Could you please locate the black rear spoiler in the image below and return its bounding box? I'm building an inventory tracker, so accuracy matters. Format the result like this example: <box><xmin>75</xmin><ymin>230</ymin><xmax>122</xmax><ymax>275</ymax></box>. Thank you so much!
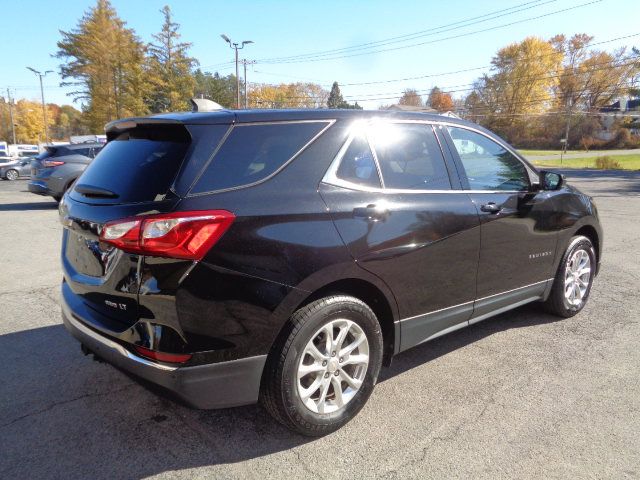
<box><xmin>104</xmin><ymin>118</ymin><xmax>182</xmax><ymax>137</ymax></box>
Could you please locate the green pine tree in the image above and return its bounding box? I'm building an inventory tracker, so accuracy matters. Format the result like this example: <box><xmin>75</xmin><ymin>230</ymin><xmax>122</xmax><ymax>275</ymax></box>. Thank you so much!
<box><xmin>327</xmin><ymin>82</ymin><xmax>345</xmax><ymax>109</ymax></box>
<box><xmin>327</xmin><ymin>81</ymin><xmax>362</xmax><ymax>109</ymax></box>
<box><xmin>193</xmin><ymin>70</ymin><xmax>237</xmax><ymax>109</ymax></box>
<box><xmin>146</xmin><ymin>5</ymin><xmax>198</xmax><ymax>112</ymax></box>
<box><xmin>56</xmin><ymin>0</ymin><xmax>148</xmax><ymax>131</ymax></box>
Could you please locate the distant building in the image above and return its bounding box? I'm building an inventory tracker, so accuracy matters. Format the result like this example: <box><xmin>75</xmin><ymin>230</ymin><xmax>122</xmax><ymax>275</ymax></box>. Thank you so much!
<box><xmin>385</xmin><ymin>104</ymin><xmax>438</xmax><ymax>113</ymax></box>
<box><xmin>598</xmin><ymin>97</ymin><xmax>640</xmax><ymax>139</ymax></box>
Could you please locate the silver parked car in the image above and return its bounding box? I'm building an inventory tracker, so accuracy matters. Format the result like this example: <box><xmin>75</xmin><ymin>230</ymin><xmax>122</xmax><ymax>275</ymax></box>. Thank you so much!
<box><xmin>0</xmin><ymin>158</ymin><xmax>32</xmax><ymax>180</ymax></box>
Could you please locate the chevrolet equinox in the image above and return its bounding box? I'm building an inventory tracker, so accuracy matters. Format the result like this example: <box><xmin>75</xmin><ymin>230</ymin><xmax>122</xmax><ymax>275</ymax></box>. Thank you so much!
<box><xmin>59</xmin><ymin>108</ymin><xmax>602</xmax><ymax>436</ymax></box>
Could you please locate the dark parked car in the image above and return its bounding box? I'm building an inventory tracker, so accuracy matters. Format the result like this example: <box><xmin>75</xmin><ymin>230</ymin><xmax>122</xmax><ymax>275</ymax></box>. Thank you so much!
<box><xmin>59</xmin><ymin>109</ymin><xmax>602</xmax><ymax>436</ymax></box>
<box><xmin>1</xmin><ymin>158</ymin><xmax>32</xmax><ymax>180</ymax></box>
<box><xmin>28</xmin><ymin>143</ymin><xmax>103</xmax><ymax>201</ymax></box>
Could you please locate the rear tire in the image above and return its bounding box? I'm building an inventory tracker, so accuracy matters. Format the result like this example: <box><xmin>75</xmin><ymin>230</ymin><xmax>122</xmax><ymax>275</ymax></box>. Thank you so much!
<box><xmin>543</xmin><ymin>235</ymin><xmax>596</xmax><ymax>317</ymax></box>
<box><xmin>260</xmin><ymin>295</ymin><xmax>383</xmax><ymax>436</ymax></box>
<box><xmin>5</xmin><ymin>169</ymin><xmax>18</xmax><ymax>181</ymax></box>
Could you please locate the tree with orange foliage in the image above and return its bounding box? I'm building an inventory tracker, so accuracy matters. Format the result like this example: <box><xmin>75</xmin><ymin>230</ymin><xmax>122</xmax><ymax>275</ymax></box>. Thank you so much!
<box><xmin>428</xmin><ymin>87</ymin><xmax>454</xmax><ymax>112</ymax></box>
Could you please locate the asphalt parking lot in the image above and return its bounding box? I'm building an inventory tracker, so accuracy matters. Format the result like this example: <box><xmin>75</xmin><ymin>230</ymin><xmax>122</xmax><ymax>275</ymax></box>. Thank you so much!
<box><xmin>1</xmin><ymin>171</ymin><xmax>639</xmax><ymax>479</ymax></box>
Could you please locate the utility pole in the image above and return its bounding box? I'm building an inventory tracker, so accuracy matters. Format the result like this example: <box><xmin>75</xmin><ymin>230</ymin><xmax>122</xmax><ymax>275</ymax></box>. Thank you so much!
<box><xmin>220</xmin><ymin>34</ymin><xmax>253</xmax><ymax>109</ymax></box>
<box><xmin>241</xmin><ymin>59</ymin><xmax>256</xmax><ymax>109</ymax></box>
<box><xmin>26</xmin><ymin>67</ymin><xmax>53</xmax><ymax>144</ymax></box>
<box><xmin>561</xmin><ymin>98</ymin><xmax>574</xmax><ymax>160</ymax></box>
<box><xmin>6</xmin><ymin>88</ymin><xmax>16</xmax><ymax>144</ymax></box>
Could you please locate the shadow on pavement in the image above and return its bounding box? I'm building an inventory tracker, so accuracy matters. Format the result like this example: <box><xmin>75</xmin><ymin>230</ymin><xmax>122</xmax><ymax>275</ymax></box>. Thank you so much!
<box><xmin>0</xmin><ymin>201</ymin><xmax>58</xmax><ymax>211</ymax></box>
<box><xmin>380</xmin><ymin>303</ymin><xmax>560</xmax><ymax>382</ymax></box>
<box><xmin>0</xmin><ymin>302</ymin><xmax>558</xmax><ymax>478</ymax></box>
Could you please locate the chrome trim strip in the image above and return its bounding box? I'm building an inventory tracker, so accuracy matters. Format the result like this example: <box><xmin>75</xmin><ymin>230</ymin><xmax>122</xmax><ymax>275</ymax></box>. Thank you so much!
<box><xmin>475</xmin><ymin>278</ymin><xmax>552</xmax><ymax>302</ymax></box>
<box><xmin>398</xmin><ymin>278</ymin><xmax>554</xmax><ymax>324</ymax></box>
<box><xmin>401</xmin><ymin>299</ymin><xmax>474</xmax><ymax>323</ymax></box>
<box><xmin>66</xmin><ymin>314</ymin><xmax>177</xmax><ymax>372</ymax></box>
<box><xmin>188</xmin><ymin>119</ymin><xmax>336</xmax><ymax>197</ymax></box>
<box><xmin>235</xmin><ymin>119</ymin><xmax>336</xmax><ymax>126</ymax></box>
<box><xmin>320</xmin><ymin>180</ymin><xmax>527</xmax><ymax>195</ymax></box>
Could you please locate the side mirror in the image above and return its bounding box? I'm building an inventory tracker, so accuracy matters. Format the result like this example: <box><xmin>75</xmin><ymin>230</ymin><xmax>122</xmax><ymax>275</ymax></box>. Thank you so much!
<box><xmin>540</xmin><ymin>170</ymin><xmax>564</xmax><ymax>191</ymax></box>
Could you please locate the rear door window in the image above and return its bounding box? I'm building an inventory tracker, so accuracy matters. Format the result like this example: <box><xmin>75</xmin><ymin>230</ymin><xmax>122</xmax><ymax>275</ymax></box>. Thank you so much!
<box><xmin>70</xmin><ymin>124</ymin><xmax>190</xmax><ymax>204</ymax></box>
<box><xmin>369</xmin><ymin>123</ymin><xmax>451</xmax><ymax>190</ymax></box>
<box><xmin>191</xmin><ymin>121</ymin><xmax>330</xmax><ymax>194</ymax></box>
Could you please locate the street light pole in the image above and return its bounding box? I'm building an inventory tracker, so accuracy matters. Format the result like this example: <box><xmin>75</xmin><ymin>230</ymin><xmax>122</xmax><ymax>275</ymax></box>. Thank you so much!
<box><xmin>6</xmin><ymin>88</ymin><xmax>16</xmax><ymax>144</ymax></box>
<box><xmin>220</xmin><ymin>35</ymin><xmax>253</xmax><ymax>109</ymax></box>
<box><xmin>26</xmin><ymin>67</ymin><xmax>53</xmax><ymax>144</ymax></box>
<box><xmin>235</xmin><ymin>46</ymin><xmax>239</xmax><ymax>108</ymax></box>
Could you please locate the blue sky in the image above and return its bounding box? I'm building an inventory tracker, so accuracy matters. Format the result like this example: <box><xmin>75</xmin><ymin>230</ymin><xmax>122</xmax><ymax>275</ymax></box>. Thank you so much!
<box><xmin>2</xmin><ymin>0</ymin><xmax>639</xmax><ymax>109</ymax></box>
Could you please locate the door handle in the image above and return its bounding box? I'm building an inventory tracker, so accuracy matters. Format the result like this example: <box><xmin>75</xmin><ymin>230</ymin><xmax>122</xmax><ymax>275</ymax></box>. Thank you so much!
<box><xmin>480</xmin><ymin>202</ymin><xmax>502</xmax><ymax>214</ymax></box>
<box><xmin>353</xmin><ymin>204</ymin><xmax>389</xmax><ymax>221</ymax></box>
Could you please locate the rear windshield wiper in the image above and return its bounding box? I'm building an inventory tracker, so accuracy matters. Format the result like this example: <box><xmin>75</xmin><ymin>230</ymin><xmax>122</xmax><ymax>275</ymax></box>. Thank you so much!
<box><xmin>74</xmin><ymin>184</ymin><xmax>119</xmax><ymax>199</ymax></box>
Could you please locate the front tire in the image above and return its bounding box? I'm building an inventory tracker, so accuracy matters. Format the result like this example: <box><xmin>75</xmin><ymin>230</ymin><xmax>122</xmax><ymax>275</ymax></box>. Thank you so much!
<box><xmin>5</xmin><ymin>169</ymin><xmax>18</xmax><ymax>181</ymax></box>
<box><xmin>544</xmin><ymin>235</ymin><xmax>596</xmax><ymax>317</ymax></box>
<box><xmin>261</xmin><ymin>295</ymin><xmax>383</xmax><ymax>436</ymax></box>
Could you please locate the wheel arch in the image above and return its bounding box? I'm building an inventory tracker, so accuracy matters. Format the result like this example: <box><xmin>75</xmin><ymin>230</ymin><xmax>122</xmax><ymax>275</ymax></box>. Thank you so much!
<box><xmin>574</xmin><ymin>224</ymin><xmax>600</xmax><ymax>262</ymax></box>
<box><xmin>293</xmin><ymin>278</ymin><xmax>397</xmax><ymax>365</ymax></box>
<box><xmin>268</xmin><ymin>270</ymin><xmax>400</xmax><ymax>372</ymax></box>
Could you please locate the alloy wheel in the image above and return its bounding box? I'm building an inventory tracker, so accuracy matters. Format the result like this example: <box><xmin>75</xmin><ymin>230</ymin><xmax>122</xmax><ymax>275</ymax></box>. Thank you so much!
<box><xmin>6</xmin><ymin>170</ymin><xmax>18</xmax><ymax>181</ymax></box>
<box><xmin>564</xmin><ymin>248</ymin><xmax>591</xmax><ymax>307</ymax></box>
<box><xmin>297</xmin><ymin>319</ymin><xmax>369</xmax><ymax>414</ymax></box>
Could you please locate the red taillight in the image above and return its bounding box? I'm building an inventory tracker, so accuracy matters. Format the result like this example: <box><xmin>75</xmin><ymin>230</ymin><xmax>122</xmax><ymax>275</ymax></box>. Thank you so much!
<box><xmin>100</xmin><ymin>210</ymin><xmax>235</xmax><ymax>260</ymax></box>
<box><xmin>134</xmin><ymin>345</ymin><xmax>192</xmax><ymax>364</ymax></box>
<box><xmin>43</xmin><ymin>160</ymin><xmax>65</xmax><ymax>167</ymax></box>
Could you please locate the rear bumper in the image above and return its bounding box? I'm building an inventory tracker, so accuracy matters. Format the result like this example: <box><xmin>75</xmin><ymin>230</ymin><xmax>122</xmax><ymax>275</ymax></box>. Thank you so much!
<box><xmin>61</xmin><ymin>300</ymin><xmax>267</xmax><ymax>409</ymax></box>
<box><xmin>28</xmin><ymin>180</ymin><xmax>51</xmax><ymax>196</ymax></box>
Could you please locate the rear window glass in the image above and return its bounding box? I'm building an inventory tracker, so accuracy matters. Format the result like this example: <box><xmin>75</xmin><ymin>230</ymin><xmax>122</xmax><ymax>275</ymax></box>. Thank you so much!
<box><xmin>71</xmin><ymin>125</ymin><xmax>190</xmax><ymax>203</ymax></box>
<box><xmin>191</xmin><ymin>121</ymin><xmax>329</xmax><ymax>194</ymax></box>
<box><xmin>71</xmin><ymin>147</ymin><xmax>91</xmax><ymax>157</ymax></box>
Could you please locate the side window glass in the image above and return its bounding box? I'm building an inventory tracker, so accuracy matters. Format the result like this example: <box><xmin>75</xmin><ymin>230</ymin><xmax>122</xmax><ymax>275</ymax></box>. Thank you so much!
<box><xmin>369</xmin><ymin>123</ymin><xmax>451</xmax><ymax>190</ymax></box>
<box><xmin>447</xmin><ymin>126</ymin><xmax>529</xmax><ymax>191</ymax></box>
<box><xmin>335</xmin><ymin>134</ymin><xmax>381</xmax><ymax>188</ymax></box>
<box><xmin>192</xmin><ymin>122</ymin><xmax>329</xmax><ymax>193</ymax></box>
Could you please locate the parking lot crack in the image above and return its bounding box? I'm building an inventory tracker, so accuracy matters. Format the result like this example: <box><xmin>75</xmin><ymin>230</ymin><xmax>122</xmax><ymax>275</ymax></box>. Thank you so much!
<box><xmin>293</xmin><ymin>449</ymin><xmax>324</xmax><ymax>479</ymax></box>
<box><xmin>0</xmin><ymin>384</ymin><xmax>135</xmax><ymax>429</ymax></box>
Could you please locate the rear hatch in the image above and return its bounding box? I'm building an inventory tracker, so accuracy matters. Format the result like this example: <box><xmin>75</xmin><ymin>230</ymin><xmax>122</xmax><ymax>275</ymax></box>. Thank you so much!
<box><xmin>30</xmin><ymin>147</ymin><xmax>62</xmax><ymax>177</ymax></box>
<box><xmin>61</xmin><ymin>122</ymin><xmax>196</xmax><ymax>331</ymax></box>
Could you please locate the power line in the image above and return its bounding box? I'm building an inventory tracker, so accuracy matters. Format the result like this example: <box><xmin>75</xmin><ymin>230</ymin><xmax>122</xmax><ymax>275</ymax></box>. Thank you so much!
<box><xmin>258</xmin><ymin>0</ymin><xmax>604</xmax><ymax>65</ymax></box>
<box><xmin>245</xmin><ymin>57</ymin><xmax>639</xmax><ymax>104</ymax></box>
<box><xmin>200</xmin><ymin>0</ymin><xmax>590</xmax><ymax>69</ymax></box>
<box><xmin>338</xmin><ymin>57</ymin><xmax>640</xmax><ymax>101</ymax></box>
<box><xmin>248</xmin><ymin>32</ymin><xmax>640</xmax><ymax>90</ymax></box>
<box><xmin>259</xmin><ymin>0</ymin><xmax>557</xmax><ymax>63</ymax></box>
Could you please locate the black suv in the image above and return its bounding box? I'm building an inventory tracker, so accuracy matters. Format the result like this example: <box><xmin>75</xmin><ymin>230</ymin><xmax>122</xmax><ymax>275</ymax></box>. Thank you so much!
<box><xmin>59</xmin><ymin>109</ymin><xmax>602</xmax><ymax>435</ymax></box>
